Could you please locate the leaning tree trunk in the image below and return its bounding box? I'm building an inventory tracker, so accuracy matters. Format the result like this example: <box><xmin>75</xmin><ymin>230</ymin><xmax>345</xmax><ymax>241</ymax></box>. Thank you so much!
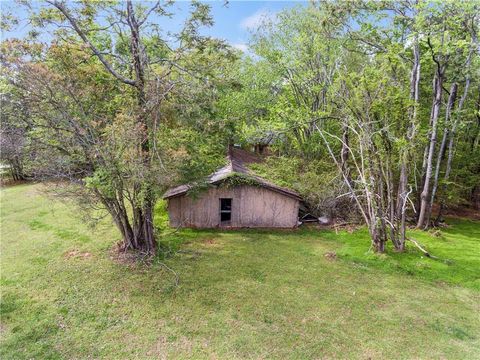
<box><xmin>340</xmin><ymin>121</ymin><xmax>350</xmax><ymax>181</ymax></box>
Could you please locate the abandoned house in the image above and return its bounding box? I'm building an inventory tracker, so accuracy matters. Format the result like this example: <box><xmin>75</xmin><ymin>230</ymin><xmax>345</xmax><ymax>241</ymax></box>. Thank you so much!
<box><xmin>163</xmin><ymin>146</ymin><xmax>301</xmax><ymax>228</ymax></box>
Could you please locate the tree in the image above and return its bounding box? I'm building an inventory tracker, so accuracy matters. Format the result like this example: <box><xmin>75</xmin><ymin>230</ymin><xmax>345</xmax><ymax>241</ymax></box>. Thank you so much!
<box><xmin>2</xmin><ymin>1</ymin><xmax>234</xmax><ymax>254</ymax></box>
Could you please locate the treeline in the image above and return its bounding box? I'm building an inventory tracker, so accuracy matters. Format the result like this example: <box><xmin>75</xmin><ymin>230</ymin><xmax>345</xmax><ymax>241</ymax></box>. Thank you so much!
<box><xmin>220</xmin><ymin>1</ymin><xmax>479</xmax><ymax>252</ymax></box>
<box><xmin>1</xmin><ymin>1</ymin><xmax>479</xmax><ymax>254</ymax></box>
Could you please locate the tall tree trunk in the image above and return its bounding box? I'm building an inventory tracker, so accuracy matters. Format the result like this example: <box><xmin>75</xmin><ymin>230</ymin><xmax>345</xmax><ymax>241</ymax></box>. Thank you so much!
<box><xmin>370</xmin><ymin>209</ymin><xmax>386</xmax><ymax>253</ymax></box>
<box><xmin>396</xmin><ymin>39</ymin><xmax>420</xmax><ymax>249</ymax></box>
<box><xmin>127</xmin><ymin>0</ymin><xmax>157</xmax><ymax>254</ymax></box>
<box><xmin>340</xmin><ymin>121</ymin><xmax>350</xmax><ymax>179</ymax></box>
<box><xmin>425</xmin><ymin>83</ymin><xmax>458</xmax><ymax>226</ymax></box>
<box><xmin>435</xmin><ymin>55</ymin><xmax>475</xmax><ymax>223</ymax></box>
<box><xmin>469</xmin><ymin>88</ymin><xmax>480</xmax><ymax>152</ymax></box>
<box><xmin>417</xmin><ymin>66</ymin><xmax>445</xmax><ymax>229</ymax></box>
<box><xmin>415</xmin><ymin>144</ymin><xmax>429</xmax><ymax>219</ymax></box>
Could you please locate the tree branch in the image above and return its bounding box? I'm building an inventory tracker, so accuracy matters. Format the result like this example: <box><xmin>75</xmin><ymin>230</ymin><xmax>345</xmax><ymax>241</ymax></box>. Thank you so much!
<box><xmin>138</xmin><ymin>1</ymin><xmax>161</xmax><ymax>27</ymax></box>
<box><xmin>47</xmin><ymin>0</ymin><xmax>136</xmax><ymax>86</ymax></box>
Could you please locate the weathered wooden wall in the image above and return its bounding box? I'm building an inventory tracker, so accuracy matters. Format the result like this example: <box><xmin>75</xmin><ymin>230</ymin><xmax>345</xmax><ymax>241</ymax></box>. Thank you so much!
<box><xmin>167</xmin><ymin>185</ymin><xmax>299</xmax><ymax>228</ymax></box>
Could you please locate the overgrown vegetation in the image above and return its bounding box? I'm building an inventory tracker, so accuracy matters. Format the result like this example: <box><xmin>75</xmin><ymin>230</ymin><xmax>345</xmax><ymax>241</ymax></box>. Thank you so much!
<box><xmin>1</xmin><ymin>184</ymin><xmax>479</xmax><ymax>358</ymax></box>
<box><xmin>220</xmin><ymin>1</ymin><xmax>480</xmax><ymax>252</ymax></box>
<box><xmin>0</xmin><ymin>1</ymin><xmax>479</xmax><ymax>255</ymax></box>
<box><xmin>1</xmin><ymin>2</ymin><xmax>479</xmax><ymax>358</ymax></box>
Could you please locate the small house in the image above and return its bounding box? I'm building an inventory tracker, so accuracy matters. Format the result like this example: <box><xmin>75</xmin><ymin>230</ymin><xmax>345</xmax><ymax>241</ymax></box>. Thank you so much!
<box><xmin>163</xmin><ymin>147</ymin><xmax>301</xmax><ymax>228</ymax></box>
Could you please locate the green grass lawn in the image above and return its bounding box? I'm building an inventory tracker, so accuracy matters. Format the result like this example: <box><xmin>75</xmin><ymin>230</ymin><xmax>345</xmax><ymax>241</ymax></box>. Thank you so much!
<box><xmin>1</xmin><ymin>183</ymin><xmax>479</xmax><ymax>359</ymax></box>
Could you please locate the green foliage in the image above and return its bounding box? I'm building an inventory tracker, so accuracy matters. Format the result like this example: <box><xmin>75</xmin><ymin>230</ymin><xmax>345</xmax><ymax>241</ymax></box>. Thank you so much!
<box><xmin>159</xmin><ymin>126</ymin><xmax>228</xmax><ymax>188</ymax></box>
<box><xmin>84</xmin><ymin>169</ymin><xmax>115</xmax><ymax>199</ymax></box>
<box><xmin>221</xmin><ymin>173</ymin><xmax>260</xmax><ymax>188</ymax></box>
<box><xmin>250</xmin><ymin>156</ymin><xmax>345</xmax><ymax>216</ymax></box>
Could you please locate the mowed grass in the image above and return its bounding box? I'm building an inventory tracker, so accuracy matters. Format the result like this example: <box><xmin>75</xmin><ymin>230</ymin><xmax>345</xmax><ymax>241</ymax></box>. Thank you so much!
<box><xmin>1</xmin><ymin>183</ymin><xmax>479</xmax><ymax>359</ymax></box>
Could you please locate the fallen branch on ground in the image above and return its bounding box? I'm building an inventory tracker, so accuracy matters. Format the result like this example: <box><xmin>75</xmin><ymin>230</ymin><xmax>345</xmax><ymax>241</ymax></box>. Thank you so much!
<box><xmin>406</xmin><ymin>237</ymin><xmax>452</xmax><ymax>264</ymax></box>
<box><xmin>158</xmin><ymin>261</ymin><xmax>180</xmax><ymax>287</ymax></box>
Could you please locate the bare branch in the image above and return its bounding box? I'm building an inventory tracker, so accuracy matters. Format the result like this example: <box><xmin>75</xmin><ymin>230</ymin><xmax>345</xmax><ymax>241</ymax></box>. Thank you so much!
<box><xmin>138</xmin><ymin>1</ymin><xmax>161</xmax><ymax>27</ymax></box>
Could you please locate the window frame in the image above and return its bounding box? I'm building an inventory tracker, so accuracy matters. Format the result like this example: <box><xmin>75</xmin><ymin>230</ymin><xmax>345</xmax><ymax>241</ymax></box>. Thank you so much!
<box><xmin>219</xmin><ymin>198</ymin><xmax>232</xmax><ymax>224</ymax></box>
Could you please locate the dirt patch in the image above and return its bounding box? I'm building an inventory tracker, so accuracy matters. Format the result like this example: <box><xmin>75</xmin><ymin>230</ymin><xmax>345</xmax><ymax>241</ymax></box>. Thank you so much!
<box><xmin>64</xmin><ymin>249</ymin><xmax>92</xmax><ymax>259</ymax></box>
<box><xmin>446</xmin><ymin>208</ymin><xmax>480</xmax><ymax>221</ymax></box>
<box><xmin>196</xmin><ymin>238</ymin><xmax>222</xmax><ymax>249</ymax></box>
<box><xmin>110</xmin><ymin>250</ymin><xmax>139</xmax><ymax>266</ymax></box>
<box><xmin>203</xmin><ymin>238</ymin><xmax>216</xmax><ymax>246</ymax></box>
<box><xmin>108</xmin><ymin>244</ymin><xmax>155</xmax><ymax>267</ymax></box>
<box><xmin>0</xmin><ymin>322</ymin><xmax>7</xmax><ymax>338</ymax></box>
<box><xmin>324</xmin><ymin>251</ymin><xmax>337</xmax><ymax>261</ymax></box>
<box><xmin>147</xmin><ymin>336</ymin><xmax>168</xmax><ymax>360</ymax></box>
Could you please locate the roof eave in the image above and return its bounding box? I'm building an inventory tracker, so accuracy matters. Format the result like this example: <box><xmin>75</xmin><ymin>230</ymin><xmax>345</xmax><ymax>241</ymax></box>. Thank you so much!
<box><xmin>163</xmin><ymin>177</ymin><xmax>301</xmax><ymax>201</ymax></box>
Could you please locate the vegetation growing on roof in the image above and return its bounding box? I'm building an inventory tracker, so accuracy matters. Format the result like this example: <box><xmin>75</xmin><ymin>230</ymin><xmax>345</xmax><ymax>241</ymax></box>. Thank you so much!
<box><xmin>220</xmin><ymin>172</ymin><xmax>261</xmax><ymax>188</ymax></box>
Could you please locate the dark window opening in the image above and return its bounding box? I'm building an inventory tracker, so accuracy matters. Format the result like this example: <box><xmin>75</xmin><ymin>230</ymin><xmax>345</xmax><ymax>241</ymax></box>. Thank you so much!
<box><xmin>220</xmin><ymin>198</ymin><xmax>232</xmax><ymax>222</ymax></box>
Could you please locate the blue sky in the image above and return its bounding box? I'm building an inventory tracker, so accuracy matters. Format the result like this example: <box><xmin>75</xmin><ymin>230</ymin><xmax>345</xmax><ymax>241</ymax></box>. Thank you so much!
<box><xmin>1</xmin><ymin>1</ymin><xmax>307</xmax><ymax>50</ymax></box>
<box><xmin>196</xmin><ymin>1</ymin><xmax>304</xmax><ymax>50</ymax></box>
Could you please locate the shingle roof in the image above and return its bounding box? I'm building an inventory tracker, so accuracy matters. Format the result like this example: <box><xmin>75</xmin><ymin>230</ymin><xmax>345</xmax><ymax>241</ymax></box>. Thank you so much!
<box><xmin>162</xmin><ymin>147</ymin><xmax>302</xmax><ymax>200</ymax></box>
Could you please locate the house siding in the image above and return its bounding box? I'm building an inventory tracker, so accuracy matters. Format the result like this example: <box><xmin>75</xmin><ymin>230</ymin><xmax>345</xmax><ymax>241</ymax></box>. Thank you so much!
<box><xmin>167</xmin><ymin>185</ymin><xmax>299</xmax><ymax>228</ymax></box>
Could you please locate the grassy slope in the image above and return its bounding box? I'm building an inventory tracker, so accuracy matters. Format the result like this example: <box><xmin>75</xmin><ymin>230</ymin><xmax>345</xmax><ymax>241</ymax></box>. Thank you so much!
<box><xmin>1</xmin><ymin>183</ymin><xmax>479</xmax><ymax>359</ymax></box>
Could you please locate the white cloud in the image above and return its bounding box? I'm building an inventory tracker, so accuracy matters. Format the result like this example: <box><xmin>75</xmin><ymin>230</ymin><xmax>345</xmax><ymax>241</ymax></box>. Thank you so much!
<box><xmin>240</xmin><ymin>9</ymin><xmax>275</xmax><ymax>31</ymax></box>
<box><xmin>232</xmin><ymin>43</ymin><xmax>249</xmax><ymax>52</ymax></box>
